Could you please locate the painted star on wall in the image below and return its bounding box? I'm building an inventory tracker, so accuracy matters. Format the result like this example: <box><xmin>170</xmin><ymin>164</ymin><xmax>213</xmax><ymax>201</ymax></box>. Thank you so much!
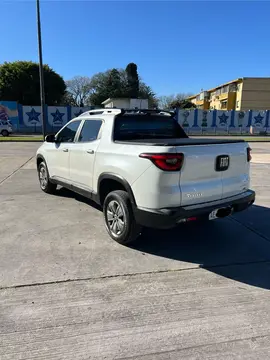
<box><xmin>51</xmin><ymin>109</ymin><xmax>65</xmax><ymax>124</ymax></box>
<box><xmin>26</xmin><ymin>108</ymin><xmax>41</xmax><ymax>123</ymax></box>
<box><xmin>254</xmin><ymin>113</ymin><xmax>264</xmax><ymax>125</ymax></box>
<box><xmin>74</xmin><ymin>109</ymin><xmax>84</xmax><ymax>117</ymax></box>
<box><xmin>218</xmin><ymin>113</ymin><xmax>229</xmax><ymax>125</ymax></box>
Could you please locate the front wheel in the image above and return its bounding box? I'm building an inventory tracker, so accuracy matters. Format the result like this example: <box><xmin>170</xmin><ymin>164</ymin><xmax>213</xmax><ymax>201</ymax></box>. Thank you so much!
<box><xmin>103</xmin><ymin>190</ymin><xmax>142</xmax><ymax>245</ymax></box>
<box><xmin>38</xmin><ymin>161</ymin><xmax>57</xmax><ymax>194</ymax></box>
<box><xmin>1</xmin><ymin>130</ymin><xmax>9</xmax><ymax>137</ymax></box>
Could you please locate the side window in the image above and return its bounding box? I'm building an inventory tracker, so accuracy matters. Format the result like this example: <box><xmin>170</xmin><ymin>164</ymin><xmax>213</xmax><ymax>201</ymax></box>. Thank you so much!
<box><xmin>78</xmin><ymin>120</ymin><xmax>102</xmax><ymax>142</ymax></box>
<box><xmin>57</xmin><ymin>120</ymin><xmax>81</xmax><ymax>143</ymax></box>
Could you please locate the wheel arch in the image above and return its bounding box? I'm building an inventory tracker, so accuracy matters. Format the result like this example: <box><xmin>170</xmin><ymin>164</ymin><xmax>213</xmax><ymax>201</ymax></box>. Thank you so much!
<box><xmin>97</xmin><ymin>173</ymin><xmax>137</xmax><ymax>207</ymax></box>
<box><xmin>36</xmin><ymin>154</ymin><xmax>45</xmax><ymax>169</ymax></box>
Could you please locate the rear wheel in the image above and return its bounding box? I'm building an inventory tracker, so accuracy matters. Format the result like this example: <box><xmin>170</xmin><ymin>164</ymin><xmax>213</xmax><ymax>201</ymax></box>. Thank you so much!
<box><xmin>103</xmin><ymin>190</ymin><xmax>142</xmax><ymax>245</ymax></box>
<box><xmin>1</xmin><ymin>130</ymin><xmax>9</xmax><ymax>137</ymax></box>
<box><xmin>38</xmin><ymin>161</ymin><xmax>57</xmax><ymax>194</ymax></box>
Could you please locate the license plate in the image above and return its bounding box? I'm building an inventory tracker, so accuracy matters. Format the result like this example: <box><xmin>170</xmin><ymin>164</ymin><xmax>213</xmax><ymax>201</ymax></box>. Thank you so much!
<box><xmin>209</xmin><ymin>209</ymin><xmax>218</xmax><ymax>220</ymax></box>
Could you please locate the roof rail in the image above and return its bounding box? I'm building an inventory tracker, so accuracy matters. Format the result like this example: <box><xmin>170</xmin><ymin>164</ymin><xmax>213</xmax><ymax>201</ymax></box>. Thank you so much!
<box><xmin>78</xmin><ymin>108</ymin><xmax>122</xmax><ymax>117</ymax></box>
<box><xmin>120</xmin><ymin>109</ymin><xmax>175</xmax><ymax>116</ymax></box>
<box><xmin>78</xmin><ymin>108</ymin><xmax>175</xmax><ymax>117</ymax></box>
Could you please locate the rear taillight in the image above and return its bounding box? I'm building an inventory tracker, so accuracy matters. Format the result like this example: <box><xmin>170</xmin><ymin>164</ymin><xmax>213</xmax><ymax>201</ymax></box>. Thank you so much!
<box><xmin>247</xmin><ymin>147</ymin><xmax>252</xmax><ymax>162</ymax></box>
<box><xmin>139</xmin><ymin>153</ymin><xmax>184</xmax><ymax>171</ymax></box>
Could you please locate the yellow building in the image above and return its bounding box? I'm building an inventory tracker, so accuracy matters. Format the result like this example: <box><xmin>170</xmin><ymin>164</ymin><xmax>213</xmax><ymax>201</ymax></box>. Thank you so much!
<box><xmin>188</xmin><ymin>77</ymin><xmax>270</xmax><ymax>111</ymax></box>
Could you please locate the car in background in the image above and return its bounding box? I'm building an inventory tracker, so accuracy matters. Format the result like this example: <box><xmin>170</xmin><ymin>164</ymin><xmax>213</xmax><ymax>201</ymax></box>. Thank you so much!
<box><xmin>0</xmin><ymin>120</ymin><xmax>13</xmax><ymax>136</ymax></box>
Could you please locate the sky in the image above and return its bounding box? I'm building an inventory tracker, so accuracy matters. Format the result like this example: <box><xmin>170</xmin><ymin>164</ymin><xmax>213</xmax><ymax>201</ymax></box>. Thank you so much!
<box><xmin>1</xmin><ymin>0</ymin><xmax>270</xmax><ymax>96</ymax></box>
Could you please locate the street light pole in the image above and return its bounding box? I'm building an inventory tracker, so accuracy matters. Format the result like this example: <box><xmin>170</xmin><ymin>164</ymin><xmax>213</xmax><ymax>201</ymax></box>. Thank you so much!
<box><xmin>36</xmin><ymin>0</ymin><xmax>46</xmax><ymax>140</ymax></box>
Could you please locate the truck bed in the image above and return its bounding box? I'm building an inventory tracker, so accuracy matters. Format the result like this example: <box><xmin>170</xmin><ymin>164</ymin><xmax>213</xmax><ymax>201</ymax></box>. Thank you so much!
<box><xmin>114</xmin><ymin>138</ymin><xmax>245</xmax><ymax>146</ymax></box>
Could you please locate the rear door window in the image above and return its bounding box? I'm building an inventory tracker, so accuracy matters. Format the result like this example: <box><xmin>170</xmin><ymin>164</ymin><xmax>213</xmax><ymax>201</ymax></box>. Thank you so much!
<box><xmin>77</xmin><ymin>119</ymin><xmax>102</xmax><ymax>142</ymax></box>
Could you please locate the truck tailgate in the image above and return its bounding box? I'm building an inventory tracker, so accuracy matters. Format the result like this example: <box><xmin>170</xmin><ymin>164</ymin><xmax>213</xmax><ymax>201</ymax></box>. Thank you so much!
<box><xmin>176</xmin><ymin>142</ymin><xmax>249</xmax><ymax>206</ymax></box>
<box><xmin>220</xmin><ymin>142</ymin><xmax>249</xmax><ymax>199</ymax></box>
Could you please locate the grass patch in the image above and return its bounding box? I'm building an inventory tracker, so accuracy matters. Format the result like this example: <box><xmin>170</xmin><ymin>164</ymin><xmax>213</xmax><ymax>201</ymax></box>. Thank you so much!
<box><xmin>227</xmin><ymin>137</ymin><xmax>270</xmax><ymax>142</ymax></box>
<box><xmin>239</xmin><ymin>137</ymin><xmax>270</xmax><ymax>142</ymax></box>
<box><xmin>0</xmin><ymin>136</ymin><xmax>43</xmax><ymax>142</ymax></box>
<box><xmin>192</xmin><ymin>136</ymin><xmax>270</xmax><ymax>142</ymax></box>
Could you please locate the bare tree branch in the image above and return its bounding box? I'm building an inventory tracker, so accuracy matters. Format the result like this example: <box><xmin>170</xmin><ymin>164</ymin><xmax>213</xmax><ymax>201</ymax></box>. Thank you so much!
<box><xmin>158</xmin><ymin>93</ymin><xmax>194</xmax><ymax>109</ymax></box>
<box><xmin>65</xmin><ymin>76</ymin><xmax>93</xmax><ymax>107</ymax></box>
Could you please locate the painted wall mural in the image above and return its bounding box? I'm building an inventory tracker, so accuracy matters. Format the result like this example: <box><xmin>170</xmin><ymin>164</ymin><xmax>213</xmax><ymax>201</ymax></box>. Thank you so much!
<box><xmin>22</xmin><ymin>106</ymin><xmax>42</xmax><ymax>127</ymax></box>
<box><xmin>47</xmin><ymin>106</ymin><xmax>68</xmax><ymax>127</ymax></box>
<box><xmin>177</xmin><ymin>109</ymin><xmax>270</xmax><ymax>134</ymax></box>
<box><xmin>0</xmin><ymin>101</ymin><xmax>19</xmax><ymax>130</ymax></box>
<box><xmin>1</xmin><ymin>102</ymin><xmax>270</xmax><ymax>134</ymax></box>
<box><xmin>17</xmin><ymin>105</ymin><xmax>93</xmax><ymax>132</ymax></box>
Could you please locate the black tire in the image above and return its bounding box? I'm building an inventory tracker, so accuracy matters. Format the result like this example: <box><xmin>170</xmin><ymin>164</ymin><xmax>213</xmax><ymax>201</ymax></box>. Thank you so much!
<box><xmin>1</xmin><ymin>130</ymin><xmax>9</xmax><ymax>137</ymax></box>
<box><xmin>103</xmin><ymin>190</ymin><xmax>142</xmax><ymax>245</ymax></box>
<box><xmin>38</xmin><ymin>161</ymin><xmax>57</xmax><ymax>194</ymax></box>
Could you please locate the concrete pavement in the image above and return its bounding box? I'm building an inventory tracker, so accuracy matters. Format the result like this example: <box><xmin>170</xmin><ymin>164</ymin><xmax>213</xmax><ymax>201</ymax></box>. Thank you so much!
<box><xmin>0</xmin><ymin>142</ymin><xmax>270</xmax><ymax>359</ymax></box>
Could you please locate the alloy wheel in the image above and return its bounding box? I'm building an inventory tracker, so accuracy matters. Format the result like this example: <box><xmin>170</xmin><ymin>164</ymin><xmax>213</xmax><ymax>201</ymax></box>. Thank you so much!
<box><xmin>106</xmin><ymin>200</ymin><xmax>126</xmax><ymax>236</ymax></box>
<box><xmin>39</xmin><ymin>166</ymin><xmax>48</xmax><ymax>189</ymax></box>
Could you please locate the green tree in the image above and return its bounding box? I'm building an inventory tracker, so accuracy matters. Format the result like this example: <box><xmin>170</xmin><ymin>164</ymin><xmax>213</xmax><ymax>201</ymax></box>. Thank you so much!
<box><xmin>125</xmin><ymin>62</ymin><xmax>139</xmax><ymax>98</ymax></box>
<box><xmin>0</xmin><ymin>61</ymin><xmax>66</xmax><ymax>105</ymax></box>
<box><xmin>138</xmin><ymin>83</ymin><xmax>158</xmax><ymax>108</ymax></box>
<box><xmin>88</xmin><ymin>68</ymin><xmax>125</xmax><ymax>106</ymax></box>
<box><xmin>88</xmin><ymin>66</ymin><xmax>157</xmax><ymax>107</ymax></box>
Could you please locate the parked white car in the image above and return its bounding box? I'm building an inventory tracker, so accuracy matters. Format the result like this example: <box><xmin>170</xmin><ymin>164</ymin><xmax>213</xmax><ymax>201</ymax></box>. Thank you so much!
<box><xmin>36</xmin><ymin>108</ymin><xmax>255</xmax><ymax>244</ymax></box>
<box><xmin>0</xmin><ymin>120</ymin><xmax>13</xmax><ymax>136</ymax></box>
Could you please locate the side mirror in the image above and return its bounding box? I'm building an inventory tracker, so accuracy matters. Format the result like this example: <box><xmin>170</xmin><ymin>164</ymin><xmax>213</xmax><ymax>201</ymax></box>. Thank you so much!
<box><xmin>45</xmin><ymin>134</ymin><xmax>56</xmax><ymax>143</ymax></box>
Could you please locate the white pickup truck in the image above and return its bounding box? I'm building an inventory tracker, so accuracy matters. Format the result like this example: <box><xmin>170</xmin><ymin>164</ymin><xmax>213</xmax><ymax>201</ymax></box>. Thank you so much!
<box><xmin>36</xmin><ymin>108</ymin><xmax>255</xmax><ymax>244</ymax></box>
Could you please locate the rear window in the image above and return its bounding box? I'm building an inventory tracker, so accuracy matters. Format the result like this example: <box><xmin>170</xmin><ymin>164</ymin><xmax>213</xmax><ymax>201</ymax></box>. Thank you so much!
<box><xmin>113</xmin><ymin>115</ymin><xmax>188</xmax><ymax>141</ymax></box>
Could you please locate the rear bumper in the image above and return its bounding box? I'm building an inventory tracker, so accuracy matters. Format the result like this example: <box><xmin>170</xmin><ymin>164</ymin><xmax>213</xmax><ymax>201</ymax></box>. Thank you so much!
<box><xmin>134</xmin><ymin>190</ymin><xmax>255</xmax><ymax>229</ymax></box>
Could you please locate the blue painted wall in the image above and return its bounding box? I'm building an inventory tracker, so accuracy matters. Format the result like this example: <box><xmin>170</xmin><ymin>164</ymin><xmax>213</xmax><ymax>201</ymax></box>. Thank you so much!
<box><xmin>18</xmin><ymin>104</ymin><xmax>95</xmax><ymax>133</ymax></box>
<box><xmin>178</xmin><ymin>109</ymin><xmax>270</xmax><ymax>134</ymax></box>
<box><xmin>1</xmin><ymin>101</ymin><xmax>270</xmax><ymax>134</ymax></box>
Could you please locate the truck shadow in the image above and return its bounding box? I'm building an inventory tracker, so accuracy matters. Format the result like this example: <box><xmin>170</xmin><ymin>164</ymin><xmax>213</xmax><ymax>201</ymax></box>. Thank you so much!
<box><xmin>132</xmin><ymin>205</ymin><xmax>270</xmax><ymax>290</ymax></box>
<box><xmin>54</xmin><ymin>187</ymin><xmax>102</xmax><ymax>211</ymax></box>
<box><xmin>54</xmin><ymin>187</ymin><xmax>270</xmax><ymax>289</ymax></box>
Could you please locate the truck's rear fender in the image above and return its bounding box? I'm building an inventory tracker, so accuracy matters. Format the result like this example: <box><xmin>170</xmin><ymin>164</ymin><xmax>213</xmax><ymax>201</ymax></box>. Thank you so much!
<box><xmin>97</xmin><ymin>173</ymin><xmax>137</xmax><ymax>207</ymax></box>
<box><xmin>93</xmin><ymin>144</ymin><xmax>178</xmax><ymax>206</ymax></box>
<box><xmin>131</xmin><ymin>165</ymin><xmax>182</xmax><ymax>209</ymax></box>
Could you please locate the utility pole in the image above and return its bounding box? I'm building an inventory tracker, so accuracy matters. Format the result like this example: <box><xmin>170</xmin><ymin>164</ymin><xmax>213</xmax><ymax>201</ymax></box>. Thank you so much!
<box><xmin>36</xmin><ymin>0</ymin><xmax>46</xmax><ymax>140</ymax></box>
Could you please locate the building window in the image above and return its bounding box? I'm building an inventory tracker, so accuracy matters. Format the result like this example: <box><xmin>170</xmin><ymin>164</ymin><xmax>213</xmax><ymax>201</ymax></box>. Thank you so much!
<box><xmin>229</xmin><ymin>83</ymin><xmax>237</xmax><ymax>92</ymax></box>
<box><xmin>221</xmin><ymin>85</ymin><xmax>229</xmax><ymax>94</ymax></box>
<box><xmin>221</xmin><ymin>100</ymin><xmax>227</xmax><ymax>109</ymax></box>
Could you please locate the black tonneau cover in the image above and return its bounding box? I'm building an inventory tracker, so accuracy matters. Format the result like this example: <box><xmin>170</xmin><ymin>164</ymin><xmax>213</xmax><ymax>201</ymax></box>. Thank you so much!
<box><xmin>114</xmin><ymin>138</ymin><xmax>245</xmax><ymax>146</ymax></box>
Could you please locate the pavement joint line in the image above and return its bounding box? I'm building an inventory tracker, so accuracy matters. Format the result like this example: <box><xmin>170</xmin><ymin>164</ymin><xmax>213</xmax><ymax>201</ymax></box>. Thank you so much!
<box><xmin>230</xmin><ymin>216</ymin><xmax>270</xmax><ymax>243</ymax></box>
<box><xmin>117</xmin><ymin>333</ymin><xmax>270</xmax><ymax>360</ymax></box>
<box><xmin>1</xmin><ymin>259</ymin><xmax>270</xmax><ymax>292</ymax></box>
<box><xmin>0</xmin><ymin>155</ymin><xmax>35</xmax><ymax>186</ymax></box>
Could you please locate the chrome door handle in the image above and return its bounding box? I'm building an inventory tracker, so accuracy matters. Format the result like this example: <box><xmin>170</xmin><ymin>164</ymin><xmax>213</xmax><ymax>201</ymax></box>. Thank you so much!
<box><xmin>63</xmin><ymin>148</ymin><xmax>69</xmax><ymax>152</ymax></box>
<box><xmin>87</xmin><ymin>149</ymin><xmax>94</xmax><ymax>154</ymax></box>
